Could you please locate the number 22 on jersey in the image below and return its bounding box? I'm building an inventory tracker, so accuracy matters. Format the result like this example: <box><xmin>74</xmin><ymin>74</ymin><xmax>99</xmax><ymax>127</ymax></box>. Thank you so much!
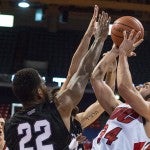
<box><xmin>18</xmin><ymin>119</ymin><xmax>53</xmax><ymax>150</ymax></box>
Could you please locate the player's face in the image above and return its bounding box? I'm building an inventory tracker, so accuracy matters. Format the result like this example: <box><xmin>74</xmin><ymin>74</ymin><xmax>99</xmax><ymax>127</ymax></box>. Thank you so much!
<box><xmin>0</xmin><ymin>118</ymin><xmax>5</xmax><ymax>141</ymax></box>
<box><xmin>135</xmin><ymin>85</ymin><xmax>143</xmax><ymax>91</ymax></box>
<box><xmin>138</xmin><ymin>82</ymin><xmax>150</xmax><ymax>100</ymax></box>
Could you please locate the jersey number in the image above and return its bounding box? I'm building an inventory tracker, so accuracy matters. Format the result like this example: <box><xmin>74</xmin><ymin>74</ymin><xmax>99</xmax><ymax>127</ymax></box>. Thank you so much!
<box><xmin>97</xmin><ymin>124</ymin><xmax>122</xmax><ymax>145</ymax></box>
<box><xmin>104</xmin><ymin>127</ymin><xmax>122</xmax><ymax>145</ymax></box>
<box><xmin>18</xmin><ymin>119</ymin><xmax>53</xmax><ymax>150</ymax></box>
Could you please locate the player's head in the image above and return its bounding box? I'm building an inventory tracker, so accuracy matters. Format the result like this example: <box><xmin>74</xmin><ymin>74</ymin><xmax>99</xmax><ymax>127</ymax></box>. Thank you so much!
<box><xmin>137</xmin><ymin>82</ymin><xmax>150</xmax><ymax>101</ymax></box>
<box><xmin>0</xmin><ymin>115</ymin><xmax>5</xmax><ymax>145</ymax></box>
<box><xmin>12</xmin><ymin>68</ymin><xmax>48</xmax><ymax>105</ymax></box>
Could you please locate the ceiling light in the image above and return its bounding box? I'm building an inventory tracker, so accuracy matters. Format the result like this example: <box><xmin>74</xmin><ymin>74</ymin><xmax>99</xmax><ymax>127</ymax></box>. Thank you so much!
<box><xmin>18</xmin><ymin>1</ymin><xmax>30</xmax><ymax>8</ymax></box>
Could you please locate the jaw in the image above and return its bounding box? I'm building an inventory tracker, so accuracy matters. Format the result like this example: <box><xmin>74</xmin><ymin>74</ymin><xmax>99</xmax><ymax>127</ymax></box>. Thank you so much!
<box><xmin>145</xmin><ymin>94</ymin><xmax>150</xmax><ymax>101</ymax></box>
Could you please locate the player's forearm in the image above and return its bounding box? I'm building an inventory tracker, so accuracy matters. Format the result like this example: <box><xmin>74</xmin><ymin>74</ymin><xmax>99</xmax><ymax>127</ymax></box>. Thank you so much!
<box><xmin>117</xmin><ymin>52</ymin><xmax>134</xmax><ymax>92</ymax></box>
<box><xmin>105</xmin><ymin>70</ymin><xmax>116</xmax><ymax>92</ymax></box>
<box><xmin>63</xmin><ymin>38</ymin><xmax>104</xmax><ymax>107</ymax></box>
<box><xmin>90</xmin><ymin>37</ymin><xmax>105</xmax><ymax>67</ymax></box>
<box><xmin>65</xmin><ymin>10</ymin><xmax>110</xmax><ymax>107</ymax></box>
<box><xmin>66</xmin><ymin>73</ymin><xmax>89</xmax><ymax>106</ymax></box>
<box><xmin>101</xmin><ymin>49</ymin><xmax>118</xmax><ymax>69</ymax></box>
<box><xmin>91</xmin><ymin>79</ymin><xmax>118</xmax><ymax>114</ymax></box>
<box><xmin>79</xmin><ymin>101</ymin><xmax>104</xmax><ymax>129</ymax></box>
<box><xmin>78</xmin><ymin>37</ymin><xmax>105</xmax><ymax>75</ymax></box>
<box><xmin>64</xmin><ymin>38</ymin><xmax>105</xmax><ymax>106</ymax></box>
<box><xmin>68</xmin><ymin>34</ymin><xmax>92</xmax><ymax>76</ymax></box>
<box><xmin>60</xmin><ymin>35</ymin><xmax>91</xmax><ymax>91</ymax></box>
<box><xmin>73</xmin><ymin>34</ymin><xmax>91</xmax><ymax>58</ymax></box>
<box><xmin>91</xmin><ymin>50</ymin><xmax>118</xmax><ymax>80</ymax></box>
<box><xmin>78</xmin><ymin>11</ymin><xmax>111</xmax><ymax>76</ymax></box>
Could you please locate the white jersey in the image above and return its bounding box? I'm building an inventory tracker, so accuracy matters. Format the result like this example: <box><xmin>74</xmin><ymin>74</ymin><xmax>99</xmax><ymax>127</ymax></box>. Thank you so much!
<box><xmin>92</xmin><ymin>103</ymin><xmax>150</xmax><ymax>150</ymax></box>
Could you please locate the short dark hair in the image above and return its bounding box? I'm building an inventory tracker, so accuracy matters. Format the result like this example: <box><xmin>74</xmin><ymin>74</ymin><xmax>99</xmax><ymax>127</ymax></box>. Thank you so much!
<box><xmin>12</xmin><ymin>68</ymin><xmax>42</xmax><ymax>103</ymax></box>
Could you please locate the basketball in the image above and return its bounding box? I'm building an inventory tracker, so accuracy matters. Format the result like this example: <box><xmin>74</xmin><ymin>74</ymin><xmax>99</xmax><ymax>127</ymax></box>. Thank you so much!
<box><xmin>111</xmin><ymin>16</ymin><xmax>144</xmax><ymax>47</ymax></box>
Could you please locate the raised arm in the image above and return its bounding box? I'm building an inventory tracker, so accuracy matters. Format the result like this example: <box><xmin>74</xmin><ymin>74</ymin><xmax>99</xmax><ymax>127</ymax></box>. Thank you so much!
<box><xmin>91</xmin><ymin>46</ymin><xmax>121</xmax><ymax>115</ymax></box>
<box><xmin>75</xmin><ymin>57</ymin><xmax>117</xmax><ymax>129</ymax></box>
<box><xmin>56</xmin><ymin>11</ymin><xmax>111</xmax><ymax>115</ymax></box>
<box><xmin>117</xmin><ymin>30</ymin><xmax>150</xmax><ymax>120</ymax></box>
<box><xmin>105</xmin><ymin>53</ymin><xmax>117</xmax><ymax>92</ymax></box>
<box><xmin>75</xmin><ymin>101</ymin><xmax>104</xmax><ymax>129</ymax></box>
<box><xmin>60</xmin><ymin>5</ymin><xmax>99</xmax><ymax>91</ymax></box>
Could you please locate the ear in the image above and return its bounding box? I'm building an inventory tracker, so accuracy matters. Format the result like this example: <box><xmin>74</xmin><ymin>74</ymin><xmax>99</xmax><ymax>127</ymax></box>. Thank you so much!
<box><xmin>37</xmin><ymin>88</ymin><xmax>43</xmax><ymax>98</ymax></box>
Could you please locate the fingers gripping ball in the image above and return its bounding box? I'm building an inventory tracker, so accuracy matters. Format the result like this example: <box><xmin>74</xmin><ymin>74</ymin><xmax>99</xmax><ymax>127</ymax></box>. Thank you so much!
<box><xmin>111</xmin><ymin>16</ymin><xmax>144</xmax><ymax>47</ymax></box>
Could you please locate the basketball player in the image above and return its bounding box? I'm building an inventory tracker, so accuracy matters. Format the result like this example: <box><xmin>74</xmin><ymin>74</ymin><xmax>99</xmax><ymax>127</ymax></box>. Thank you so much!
<box><xmin>0</xmin><ymin>116</ymin><xmax>6</xmax><ymax>150</ymax></box>
<box><xmin>91</xmin><ymin>30</ymin><xmax>150</xmax><ymax>149</ymax></box>
<box><xmin>60</xmin><ymin>4</ymin><xmax>99</xmax><ymax>92</ymax></box>
<box><xmin>59</xmin><ymin>5</ymin><xmax>112</xmax><ymax>149</ymax></box>
<box><xmin>4</xmin><ymin>8</ymin><xmax>111</xmax><ymax>150</ymax></box>
<box><xmin>117</xmin><ymin>30</ymin><xmax>150</xmax><ymax>149</ymax></box>
<box><xmin>66</xmin><ymin>53</ymin><xmax>117</xmax><ymax>150</ymax></box>
<box><xmin>48</xmin><ymin>5</ymin><xmax>106</xmax><ymax>149</ymax></box>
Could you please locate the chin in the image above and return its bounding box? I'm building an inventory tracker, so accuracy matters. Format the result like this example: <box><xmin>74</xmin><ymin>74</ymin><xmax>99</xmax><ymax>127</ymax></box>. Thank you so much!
<box><xmin>144</xmin><ymin>94</ymin><xmax>150</xmax><ymax>101</ymax></box>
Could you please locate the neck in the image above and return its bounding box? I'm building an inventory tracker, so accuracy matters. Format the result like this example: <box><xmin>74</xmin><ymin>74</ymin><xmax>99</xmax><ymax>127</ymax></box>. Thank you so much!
<box><xmin>23</xmin><ymin>98</ymin><xmax>44</xmax><ymax>109</ymax></box>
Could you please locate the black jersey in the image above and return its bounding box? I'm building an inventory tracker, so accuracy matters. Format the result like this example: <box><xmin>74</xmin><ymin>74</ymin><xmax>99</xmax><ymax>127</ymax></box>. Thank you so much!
<box><xmin>4</xmin><ymin>101</ymin><xmax>72</xmax><ymax>150</ymax></box>
<box><xmin>70</xmin><ymin>118</ymin><xmax>82</xmax><ymax>136</ymax></box>
<box><xmin>70</xmin><ymin>118</ymin><xmax>84</xmax><ymax>150</ymax></box>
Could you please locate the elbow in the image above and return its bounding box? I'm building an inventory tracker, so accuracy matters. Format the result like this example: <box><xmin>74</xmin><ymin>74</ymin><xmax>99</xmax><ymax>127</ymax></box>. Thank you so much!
<box><xmin>91</xmin><ymin>67</ymin><xmax>104</xmax><ymax>81</ymax></box>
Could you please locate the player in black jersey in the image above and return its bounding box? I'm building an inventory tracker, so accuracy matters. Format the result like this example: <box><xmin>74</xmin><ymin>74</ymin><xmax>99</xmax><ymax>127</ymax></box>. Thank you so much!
<box><xmin>4</xmin><ymin>6</ymin><xmax>111</xmax><ymax>150</ymax></box>
<box><xmin>49</xmin><ymin>6</ymin><xmax>112</xmax><ymax>149</ymax></box>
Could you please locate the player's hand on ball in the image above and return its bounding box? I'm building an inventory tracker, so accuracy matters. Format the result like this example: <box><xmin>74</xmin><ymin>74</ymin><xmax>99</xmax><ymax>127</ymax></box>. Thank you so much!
<box><xmin>119</xmin><ymin>30</ymin><xmax>143</xmax><ymax>56</ymax></box>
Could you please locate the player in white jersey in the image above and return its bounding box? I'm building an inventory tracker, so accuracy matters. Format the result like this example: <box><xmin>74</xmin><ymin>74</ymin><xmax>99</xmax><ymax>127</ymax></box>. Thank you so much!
<box><xmin>91</xmin><ymin>29</ymin><xmax>150</xmax><ymax>150</ymax></box>
<box><xmin>92</xmin><ymin>103</ymin><xmax>149</xmax><ymax>150</ymax></box>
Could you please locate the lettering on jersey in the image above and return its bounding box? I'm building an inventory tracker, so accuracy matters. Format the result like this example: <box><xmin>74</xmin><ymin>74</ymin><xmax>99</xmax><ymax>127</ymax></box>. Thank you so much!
<box><xmin>97</xmin><ymin>124</ymin><xmax>108</xmax><ymax>143</ymax></box>
<box><xmin>97</xmin><ymin>124</ymin><xmax>122</xmax><ymax>145</ymax></box>
<box><xmin>96</xmin><ymin>107</ymin><xmax>140</xmax><ymax>146</ymax></box>
<box><xmin>27</xmin><ymin>108</ymin><xmax>35</xmax><ymax>115</ymax></box>
<box><xmin>17</xmin><ymin>119</ymin><xmax>53</xmax><ymax>150</ymax></box>
<box><xmin>110</xmin><ymin>107</ymin><xmax>139</xmax><ymax>123</ymax></box>
<box><xmin>104</xmin><ymin>127</ymin><xmax>122</xmax><ymax>145</ymax></box>
<box><xmin>133</xmin><ymin>142</ymin><xmax>145</xmax><ymax>150</ymax></box>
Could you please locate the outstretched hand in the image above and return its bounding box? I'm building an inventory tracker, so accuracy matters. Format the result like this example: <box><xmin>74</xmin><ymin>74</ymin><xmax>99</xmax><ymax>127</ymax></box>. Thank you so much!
<box><xmin>95</xmin><ymin>11</ymin><xmax>111</xmax><ymax>41</ymax></box>
<box><xmin>119</xmin><ymin>30</ymin><xmax>144</xmax><ymax>56</ymax></box>
<box><xmin>85</xmin><ymin>5</ymin><xmax>99</xmax><ymax>37</ymax></box>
